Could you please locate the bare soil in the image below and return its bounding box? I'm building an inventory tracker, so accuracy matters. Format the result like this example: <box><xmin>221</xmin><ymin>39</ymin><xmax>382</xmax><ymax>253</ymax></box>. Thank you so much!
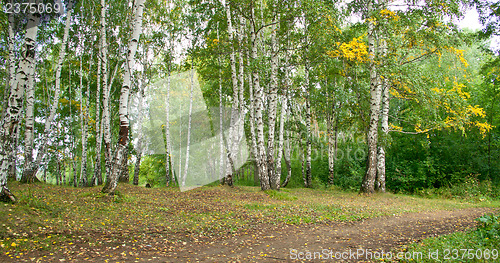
<box><xmin>5</xmin><ymin>207</ymin><xmax>495</xmax><ymax>263</ymax></box>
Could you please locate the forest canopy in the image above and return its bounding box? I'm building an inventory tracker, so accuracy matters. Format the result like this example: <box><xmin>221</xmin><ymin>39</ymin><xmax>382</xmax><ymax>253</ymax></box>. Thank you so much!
<box><xmin>0</xmin><ymin>0</ymin><xmax>499</xmax><ymax>201</ymax></box>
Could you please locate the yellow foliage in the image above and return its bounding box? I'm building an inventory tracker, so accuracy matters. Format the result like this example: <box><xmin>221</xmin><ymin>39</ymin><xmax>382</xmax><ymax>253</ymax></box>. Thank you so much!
<box><xmin>450</xmin><ymin>81</ymin><xmax>470</xmax><ymax>99</ymax></box>
<box><xmin>475</xmin><ymin>121</ymin><xmax>493</xmax><ymax>137</ymax></box>
<box><xmin>380</xmin><ymin>9</ymin><xmax>399</xmax><ymax>21</ymax></box>
<box><xmin>389</xmin><ymin>123</ymin><xmax>403</xmax><ymax>132</ymax></box>
<box><xmin>327</xmin><ymin>36</ymin><xmax>368</xmax><ymax>63</ymax></box>
<box><xmin>447</xmin><ymin>46</ymin><xmax>469</xmax><ymax>67</ymax></box>
<box><xmin>467</xmin><ymin>105</ymin><xmax>486</xmax><ymax>118</ymax></box>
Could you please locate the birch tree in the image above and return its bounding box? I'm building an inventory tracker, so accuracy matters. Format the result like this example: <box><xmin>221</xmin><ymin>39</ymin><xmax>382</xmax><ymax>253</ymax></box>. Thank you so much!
<box><xmin>0</xmin><ymin>1</ymin><xmax>40</xmax><ymax>201</ymax></box>
<box><xmin>250</xmin><ymin>4</ymin><xmax>270</xmax><ymax>190</ymax></box>
<box><xmin>21</xmin><ymin>1</ymin><xmax>74</xmax><ymax>183</ymax></box>
<box><xmin>103</xmin><ymin>0</ymin><xmax>145</xmax><ymax>194</ymax></box>
<box><xmin>267</xmin><ymin>9</ymin><xmax>280</xmax><ymax>190</ymax></box>
<box><xmin>360</xmin><ymin>0</ymin><xmax>381</xmax><ymax>194</ymax></box>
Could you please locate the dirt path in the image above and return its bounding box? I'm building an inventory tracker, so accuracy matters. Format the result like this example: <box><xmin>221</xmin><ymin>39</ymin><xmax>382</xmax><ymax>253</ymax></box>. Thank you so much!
<box><xmin>150</xmin><ymin>207</ymin><xmax>495</xmax><ymax>263</ymax></box>
<box><xmin>3</xmin><ymin>207</ymin><xmax>496</xmax><ymax>262</ymax></box>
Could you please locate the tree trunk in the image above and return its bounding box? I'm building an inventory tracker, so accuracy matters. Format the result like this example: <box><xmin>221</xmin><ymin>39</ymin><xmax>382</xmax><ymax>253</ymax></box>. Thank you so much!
<box><xmin>267</xmin><ymin>13</ymin><xmax>280</xmax><ymax>190</ymax></box>
<box><xmin>101</xmin><ymin>21</ymin><xmax>111</xmax><ymax>185</ymax></box>
<box><xmin>360</xmin><ymin>2</ymin><xmax>381</xmax><ymax>194</ymax></box>
<box><xmin>281</xmin><ymin>105</ymin><xmax>292</xmax><ymax>188</ymax></box>
<box><xmin>80</xmin><ymin>55</ymin><xmax>89</xmax><ymax>187</ymax></box>
<box><xmin>376</xmin><ymin>39</ymin><xmax>388</xmax><ymax>193</ymax></box>
<box><xmin>250</xmin><ymin>6</ymin><xmax>269</xmax><ymax>190</ymax></box>
<box><xmin>0</xmin><ymin>4</ymin><xmax>40</xmax><ymax>202</ymax></box>
<box><xmin>224</xmin><ymin>0</ymin><xmax>238</xmax><ymax>187</ymax></box>
<box><xmin>327</xmin><ymin>105</ymin><xmax>336</xmax><ymax>185</ymax></box>
<box><xmin>275</xmin><ymin>95</ymin><xmax>286</xmax><ymax>189</ymax></box>
<box><xmin>95</xmin><ymin>0</ymin><xmax>110</xmax><ymax>187</ymax></box>
<box><xmin>22</xmin><ymin>3</ymin><xmax>73</xmax><ymax>183</ymax></box>
<box><xmin>133</xmin><ymin>81</ymin><xmax>146</xmax><ymax>186</ymax></box>
<box><xmin>164</xmin><ymin>58</ymin><xmax>172</xmax><ymax>187</ymax></box>
<box><xmin>217</xmin><ymin>24</ymin><xmax>225</xmax><ymax>184</ymax></box>
<box><xmin>182</xmin><ymin>64</ymin><xmax>195</xmax><ymax>187</ymax></box>
<box><xmin>102</xmin><ymin>0</ymin><xmax>145</xmax><ymax>194</ymax></box>
<box><xmin>247</xmin><ymin>50</ymin><xmax>259</xmax><ymax>181</ymax></box>
<box><xmin>21</xmin><ymin>62</ymin><xmax>36</xmax><ymax>183</ymax></box>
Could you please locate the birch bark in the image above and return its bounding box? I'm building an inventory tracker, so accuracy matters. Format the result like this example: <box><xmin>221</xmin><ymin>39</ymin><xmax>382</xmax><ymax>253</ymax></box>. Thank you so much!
<box><xmin>133</xmin><ymin>81</ymin><xmax>146</xmax><ymax>186</ymax></box>
<box><xmin>376</xmin><ymin>39</ymin><xmax>388</xmax><ymax>193</ymax></box>
<box><xmin>224</xmin><ymin>0</ymin><xmax>238</xmax><ymax>186</ymax></box>
<box><xmin>250</xmin><ymin>6</ymin><xmax>269</xmax><ymax>190</ymax></box>
<box><xmin>103</xmin><ymin>0</ymin><xmax>145</xmax><ymax>194</ymax></box>
<box><xmin>0</xmin><ymin>2</ymin><xmax>40</xmax><ymax>201</ymax></box>
<box><xmin>360</xmin><ymin>1</ymin><xmax>381</xmax><ymax>194</ymax></box>
<box><xmin>182</xmin><ymin>64</ymin><xmax>195</xmax><ymax>187</ymax></box>
<box><xmin>267</xmin><ymin>13</ymin><xmax>279</xmax><ymax>190</ymax></box>
<box><xmin>22</xmin><ymin>3</ymin><xmax>74</xmax><ymax>183</ymax></box>
<box><xmin>80</xmin><ymin>54</ymin><xmax>90</xmax><ymax>187</ymax></box>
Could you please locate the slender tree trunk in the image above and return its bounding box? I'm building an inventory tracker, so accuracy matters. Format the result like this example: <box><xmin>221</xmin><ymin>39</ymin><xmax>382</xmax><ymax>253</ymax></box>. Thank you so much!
<box><xmin>92</xmin><ymin>28</ymin><xmax>103</xmax><ymax>186</ymax></box>
<box><xmin>217</xmin><ymin>24</ymin><xmax>225</xmax><ymax>184</ymax></box>
<box><xmin>267</xmin><ymin>13</ymin><xmax>280</xmax><ymax>190</ymax></box>
<box><xmin>22</xmin><ymin>3</ymin><xmax>73</xmax><ymax>183</ymax></box>
<box><xmin>165</xmin><ymin>58</ymin><xmax>172</xmax><ymax>187</ymax></box>
<box><xmin>247</xmin><ymin>51</ymin><xmax>258</xmax><ymax>181</ymax></box>
<box><xmin>275</xmin><ymin>95</ymin><xmax>286</xmax><ymax>189</ymax></box>
<box><xmin>327</xmin><ymin>105</ymin><xmax>335</xmax><ymax>185</ymax></box>
<box><xmin>305</xmin><ymin>95</ymin><xmax>312</xmax><ymax>188</ymax></box>
<box><xmin>133</xmin><ymin>80</ymin><xmax>146</xmax><ymax>186</ymax></box>
<box><xmin>303</xmin><ymin>14</ymin><xmax>312</xmax><ymax>188</ymax></box>
<box><xmin>224</xmin><ymin>0</ymin><xmax>238</xmax><ymax>186</ymax></box>
<box><xmin>376</xmin><ymin>39</ymin><xmax>388</xmax><ymax>193</ymax></box>
<box><xmin>250</xmin><ymin>7</ymin><xmax>269</xmax><ymax>190</ymax></box>
<box><xmin>80</xmin><ymin>55</ymin><xmax>90</xmax><ymax>187</ymax></box>
<box><xmin>95</xmin><ymin>0</ymin><xmax>110</xmax><ymax>186</ymax></box>
<box><xmin>360</xmin><ymin>2</ymin><xmax>381</xmax><ymax>194</ymax></box>
<box><xmin>281</xmin><ymin>103</ymin><xmax>292</xmax><ymax>188</ymax></box>
<box><xmin>102</xmin><ymin>0</ymin><xmax>145</xmax><ymax>194</ymax></box>
<box><xmin>0</xmin><ymin>4</ymin><xmax>40</xmax><ymax>201</ymax></box>
<box><xmin>182</xmin><ymin>64</ymin><xmax>195</xmax><ymax>187</ymax></box>
<box><xmin>102</xmin><ymin>36</ymin><xmax>111</xmax><ymax>185</ymax></box>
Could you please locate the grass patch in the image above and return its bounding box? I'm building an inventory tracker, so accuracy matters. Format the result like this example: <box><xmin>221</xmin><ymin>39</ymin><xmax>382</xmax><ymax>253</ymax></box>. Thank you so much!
<box><xmin>0</xmin><ymin>181</ymin><xmax>497</xmax><ymax>258</ymax></box>
<box><xmin>264</xmin><ymin>190</ymin><xmax>297</xmax><ymax>201</ymax></box>
<box><xmin>396</xmin><ymin>213</ymin><xmax>500</xmax><ymax>262</ymax></box>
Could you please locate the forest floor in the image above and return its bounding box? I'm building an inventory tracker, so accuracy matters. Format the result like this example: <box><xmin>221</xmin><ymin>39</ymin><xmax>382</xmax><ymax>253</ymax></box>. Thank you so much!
<box><xmin>0</xmin><ymin>181</ymin><xmax>498</xmax><ymax>262</ymax></box>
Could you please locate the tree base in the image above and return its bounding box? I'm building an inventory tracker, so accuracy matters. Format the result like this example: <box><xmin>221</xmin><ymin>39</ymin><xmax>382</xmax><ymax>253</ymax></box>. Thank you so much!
<box><xmin>0</xmin><ymin>186</ymin><xmax>16</xmax><ymax>203</ymax></box>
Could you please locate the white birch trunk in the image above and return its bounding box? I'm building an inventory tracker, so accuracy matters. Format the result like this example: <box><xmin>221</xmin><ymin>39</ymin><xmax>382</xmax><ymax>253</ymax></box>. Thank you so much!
<box><xmin>133</xmin><ymin>80</ymin><xmax>145</xmax><ymax>186</ymax></box>
<box><xmin>182</xmin><ymin>65</ymin><xmax>195</xmax><ymax>187</ymax></box>
<box><xmin>0</xmin><ymin>3</ymin><xmax>40</xmax><ymax>201</ymax></box>
<box><xmin>217</xmin><ymin>24</ymin><xmax>225</xmax><ymax>183</ymax></box>
<box><xmin>92</xmin><ymin>22</ymin><xmax>103</xmax><ymax>186</ymax></box>
<box><xmin>360</xmin><ymin>1</ymin><xmax>381</xmax><ymax>194</ymax></box>
<box><xmin>247</xmin><ymin>51</ymin><xmax>258</xmax><ymax>179</ymax></box>
<box><xmin>281</xmin><ymin>99</ymin><xmax>292</xmax><ymax>188</ymax></box>
<box><xmin>21</xmin><ymin>63</ymin><xmax>36</xmax><ymax>183</ymax></box>
<box><xmin>6</xmin><ymin>6</ymin><xmax>17</xmax><ymax>106</ymax></box>
<box><xmin>251</xmin><ymin>6</ymin><xmax>269</xmax><ymax>190</ymax></box>
<box><xmin>79</xmin><ymin>54</ymin><xmax>89</xmax><ymax>187</ymax></box>
<box><xmin>376</xmin><ymin>39</ymin><xmax>388</xmax><ymax>193</ymax></box>
<box><xmin>224</xmin><ymin>0</ymin><xmax>238</xmax><ymax>186</ymax></box>
<box><xmin>327</xmin><ymin>103</ymin><xmax>337</xmax><ymax>185</ymax></box>
<box><xmin>5</xmin><ymin>8</ymin><xmax>17</xmax><ymax>180</ymax></box>
<box><xmin>276</xmin><ymin>95</ymin><xmax>286</xmax><ymax>189</ymax></box>
<box><xmin>101</xmin><ymin>0</ymin><xmax>111</xmax><ymax>183</ymax></box>
<box><xmin>23</xmin><ymin>4</ymin><xmax>73</xmax><ymax>182</ymax></box>
<box><xmin>103</xmin><ymin>0</ymin><xmax>145</xmax><ymax>194</ymax></box>
<box><xmin>164</xmin><ymin>59</ymin><xmax>172</xmax><ymax>186</ymax></box>
<box><xmin>267</xmin><ymin>15</ymin><xmax>279</xmax><ymax>190</ymax></box>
